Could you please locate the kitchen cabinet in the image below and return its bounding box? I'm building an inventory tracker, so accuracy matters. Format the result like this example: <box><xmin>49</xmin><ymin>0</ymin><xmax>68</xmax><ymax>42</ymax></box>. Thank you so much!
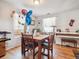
<box><xmin>0</xmin><ymin>38</ymin><xmax>10</xmax><ymax>57</ymax></box>
<box><xmin>0</xmin><ymin>41</ymin><xmax>5</xmax><ymax>57</ymax></box>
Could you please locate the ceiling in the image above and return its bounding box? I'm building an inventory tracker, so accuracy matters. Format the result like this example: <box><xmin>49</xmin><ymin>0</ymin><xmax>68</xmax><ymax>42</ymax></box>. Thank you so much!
<box><xmin>1</xmin><ymin>0</ymin><xmax>79</xmax><ymax>16</ymax></box>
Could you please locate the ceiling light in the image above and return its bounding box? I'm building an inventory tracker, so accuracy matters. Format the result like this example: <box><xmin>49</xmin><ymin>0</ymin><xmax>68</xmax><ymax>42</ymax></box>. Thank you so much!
<box><xmin>33</xmin><ymin>0</ymin><xmax>40</xmax><ymax>5</ymax></box>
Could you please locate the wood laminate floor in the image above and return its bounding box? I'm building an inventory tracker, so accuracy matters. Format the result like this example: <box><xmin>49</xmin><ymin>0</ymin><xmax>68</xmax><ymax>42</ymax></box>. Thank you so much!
<box><xmin>1</xmin><ymin>44</ymin><xmax>76</xmax><ymax>59</ymax></box>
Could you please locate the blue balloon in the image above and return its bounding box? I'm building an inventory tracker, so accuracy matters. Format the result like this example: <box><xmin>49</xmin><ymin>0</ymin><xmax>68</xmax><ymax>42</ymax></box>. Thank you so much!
<box><xmin>25</xmin><ymin>10</ymin><xmax>33</xmax><ymax>25</ymax></box>
<box><xmin>25</xmin><ymin>16</ymin><xmax>32</xmax><ymax>25</ymax></box>
<box><xmin>27</xmin><ymin>10</ymin><xmax>32</xmax><ymax>16</ymax></box>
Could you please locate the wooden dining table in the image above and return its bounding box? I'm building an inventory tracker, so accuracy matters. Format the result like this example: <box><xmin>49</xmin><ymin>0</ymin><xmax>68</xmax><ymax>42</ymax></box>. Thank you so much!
<box><xmin>33</xmin><ymin>35</ymin><xmax>49</xmax><ymax>59</ymax></box>
<box><xmin>21</xmin><ymin>33</ymin><xmax>49</xmax><ymax>59</ymax></box>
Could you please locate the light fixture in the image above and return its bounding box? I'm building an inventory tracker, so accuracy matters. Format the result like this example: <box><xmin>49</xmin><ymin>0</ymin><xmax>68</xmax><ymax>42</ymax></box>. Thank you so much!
<box><xmin>33</xmin><ymin>0</ymin><xmax>40</xmax><ymax>5</ymax></box>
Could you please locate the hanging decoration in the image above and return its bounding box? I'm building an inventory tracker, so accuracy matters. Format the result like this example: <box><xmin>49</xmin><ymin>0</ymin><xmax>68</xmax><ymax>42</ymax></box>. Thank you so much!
<box><xmin>25</xmin><ymin>16</ymin><xmax>32</xmax><ymax>25</ymax></box>
<box><xmin>26</xmin><ymin>10</ymin><xmax>32</xmax><ymax>16</ymax></box>
<box><xmin>69</xmin><ymin>19</ymin><xmax>75</xmax><ymax>27</ymax></box>
<box><xmin>25</xmin><ymin>10</ymin><xmax>32</xmax><ymax>25</ymax></box>
<box><xmin>16</xmin><ymin>9</ymin><xmax>20</xmax><ymax>14</ymax></box>
<box><xmin>11</xmin><ymin>9</ymin><xmax>33</xmax><ymax>33</ymax></box>
<box><xmin>21</xmin><ymin>9</ymin><xmax>27</xmax><ymax>15</ymax></box>
<box><xmin>25</xmin><ymin>10</ymin><xmax>32</xmax><ymax>33</ymax></box>
<box><xmin>10</xmin><ymin>10</ymin><xmax>15</xmax><ymax>18</ymax></box>
<box><xmin>18</xmin><ymin>21</ymin><xmax>24</xmax><ymax>25</ymax></box>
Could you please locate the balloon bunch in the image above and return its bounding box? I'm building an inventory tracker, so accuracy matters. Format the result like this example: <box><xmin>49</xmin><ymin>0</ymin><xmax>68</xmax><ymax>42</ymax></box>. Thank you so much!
<box><xmin>21</xmin><ymin>9</ymin><xmax>32</xmax><ymax>25</ymax></box>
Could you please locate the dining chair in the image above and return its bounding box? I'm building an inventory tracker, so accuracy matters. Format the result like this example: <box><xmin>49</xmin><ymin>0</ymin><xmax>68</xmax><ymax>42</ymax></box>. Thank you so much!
<box><xmin>21</xmin><ymin>33</ymin><xmax>38</xmax><ymax>59</ymax></box>
<box><xmin>42</xmin><ymin>34</ymin><xmax>54</xmax><ymax>59</ymax></box>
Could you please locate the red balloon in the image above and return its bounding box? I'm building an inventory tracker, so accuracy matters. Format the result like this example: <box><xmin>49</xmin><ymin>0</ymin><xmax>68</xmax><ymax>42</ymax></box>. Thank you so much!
<box><xmin>21</xmin><ymin>9</ymin><xmax>27</xmax><ymax>15</ymax></box>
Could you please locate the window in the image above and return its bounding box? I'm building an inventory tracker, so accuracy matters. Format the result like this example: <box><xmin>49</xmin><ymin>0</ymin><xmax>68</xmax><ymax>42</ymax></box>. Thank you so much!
<box><xmin>43</xmin><ymin>17</ymin><xmax>56</xmax><ymax>33</ymax></box>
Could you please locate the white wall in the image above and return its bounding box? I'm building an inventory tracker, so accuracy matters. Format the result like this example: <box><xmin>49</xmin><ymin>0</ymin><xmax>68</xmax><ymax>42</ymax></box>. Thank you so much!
<box><xmin>0</xmin><ymin>1</ymin><xmax>21</xmax><ymax>50</ymax></box>
<box><xmin>37</xmin><ymin>8</ymin><xmax>79</xmax><ymax>32</ymax></box>
<box><xmin>0</xmin><ymin>1</ymin><xmax>13</xmax><ymax>31</ymax></box>
<box><xmin>56</xmin><ymin>9</ymin><xmax>79</xmax><ymax>32</ymax></box>
<box><xmin>55</xmin><ymin>9</ymin><xmax>79</xmax><ymax>47</ymax></box>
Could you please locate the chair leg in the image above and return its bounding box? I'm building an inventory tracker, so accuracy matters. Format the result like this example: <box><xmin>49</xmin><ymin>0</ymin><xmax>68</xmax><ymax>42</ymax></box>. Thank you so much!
<box><xmin>74</xmin><ymin>43</ymin><xmax>77</xmax><ymax>51</ymax></box>
<box><xmin>48</xmin><ymin>48</ymin><xmax>50</xmax><ymax>59</ymax></box>
<box><xmin>22</xmin><ymin>47</ymin><xmax>25</xmax><ymax>56</ymax></box>
<box><xmin>43</xmin><ymin>48</ymin><xmax>45</xmax><ymax>53</ymax></box>
<box><xmin>51</xmin><ymin>49</ymin><xmax>53</xmax><ymax>59</ymax></box>
<box><xmin>33</xmin><ymin>49</ymin><xmax>35</xmax><ymax>59</ymax></box>
<box><xmin>23</xmin><ymin>48</ymin><xmax>26</xmax><ymax>56</ymax></box>
<box><xmin>61</xmin><ymin>40</ymin><xmax>63</xmax><ymax>46</ymax></box>
<box><xmin>51</xmin><ymin>49</ymin><xmax>53</xmax><ymax>54</ymax></box>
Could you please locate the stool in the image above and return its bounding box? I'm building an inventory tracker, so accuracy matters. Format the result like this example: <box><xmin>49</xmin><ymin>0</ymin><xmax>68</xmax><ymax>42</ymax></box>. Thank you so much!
<box><xmin>61</xmin><ymin>38</ymin><xmax>77</xmax><ymax>48</ymax></box>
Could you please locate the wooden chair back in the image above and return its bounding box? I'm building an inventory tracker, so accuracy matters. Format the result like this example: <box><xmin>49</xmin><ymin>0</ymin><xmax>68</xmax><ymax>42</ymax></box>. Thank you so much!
<box><xmin>22</xmin><ymin>33</ymin><xmax>33</xmax><ymax>45</ymax></box>
<box><xmin>21</xmin><ymin>33</ymin><xmax>33</xmax><ymax>55</ymax></box>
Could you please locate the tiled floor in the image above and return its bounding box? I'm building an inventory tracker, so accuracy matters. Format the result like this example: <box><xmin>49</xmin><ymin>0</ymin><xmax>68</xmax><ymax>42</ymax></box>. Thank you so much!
<box><xmin>1</xmin><ymin>44</ymin><xmax>76</xmax><ymax>59</ymax></box>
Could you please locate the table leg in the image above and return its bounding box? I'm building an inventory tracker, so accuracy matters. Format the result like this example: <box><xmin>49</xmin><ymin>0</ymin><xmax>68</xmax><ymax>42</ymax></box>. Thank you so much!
<box><xmin>38</xmin><ymin>41</ymin><xmax>42</xmax><ymax>59</ymax></box>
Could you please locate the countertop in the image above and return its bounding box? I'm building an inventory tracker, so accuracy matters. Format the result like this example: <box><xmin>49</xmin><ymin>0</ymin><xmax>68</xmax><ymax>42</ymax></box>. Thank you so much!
<box><xmin>56</xmin><ymin>32</ymin><xmax>79</xmax><ymax>37</ymax></box>
<box><xmin>0</xmin><ymin>38</ymin><xmax>11</xmax><ymax>42</ymax></box>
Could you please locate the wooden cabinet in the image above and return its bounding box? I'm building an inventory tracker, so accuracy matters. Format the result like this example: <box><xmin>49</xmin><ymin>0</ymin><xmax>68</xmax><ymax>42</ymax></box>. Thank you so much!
<box><xmin>0</xmin><ymin>42</ymin><xmax>5</xmax><ymax>57</ymax></box>
<box><xmin>0</xmin><ymin>31</ymin><xmax>11</xmax><ymax>57</ymax></box>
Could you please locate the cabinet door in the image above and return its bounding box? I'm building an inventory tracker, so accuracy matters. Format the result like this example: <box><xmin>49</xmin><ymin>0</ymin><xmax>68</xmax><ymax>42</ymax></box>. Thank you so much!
<box><xmin>0</xmin><ymin>42</ymin><xmax>5</xmax><ymax>57</ymax></box>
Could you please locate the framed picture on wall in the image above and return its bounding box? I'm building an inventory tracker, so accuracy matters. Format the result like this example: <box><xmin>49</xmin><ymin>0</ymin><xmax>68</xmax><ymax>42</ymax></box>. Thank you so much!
<box><xmin>31</xmin><ymin>20</ymin><xmax>35</xmax><ymax>25</ymax></box>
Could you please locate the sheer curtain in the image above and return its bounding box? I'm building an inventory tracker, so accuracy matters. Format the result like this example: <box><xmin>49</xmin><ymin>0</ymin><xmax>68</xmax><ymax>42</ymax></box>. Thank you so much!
<box><xmin>43</xmin><ymin>17</ymin><xmax>56</xmax><ymax>33</ymax></box>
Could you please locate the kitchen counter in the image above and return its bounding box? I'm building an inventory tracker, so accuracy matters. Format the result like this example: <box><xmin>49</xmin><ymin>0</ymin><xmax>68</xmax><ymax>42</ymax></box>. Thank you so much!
<box><xmin>55</xmin><ymin>32</ymin><xmax>79</xmax><ymax>45</ymax></box>
<box><xmin>56</xmin><ymin>32</ymin><xmax>79</xmax><ymax>37</ymax></box>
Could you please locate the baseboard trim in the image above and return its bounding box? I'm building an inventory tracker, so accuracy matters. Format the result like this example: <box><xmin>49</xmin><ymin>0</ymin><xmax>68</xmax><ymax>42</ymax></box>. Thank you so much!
<box><xmin>6</xmin><ymin>45</ymin><xmax>21</xmax><ymax>52</ymax></box>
